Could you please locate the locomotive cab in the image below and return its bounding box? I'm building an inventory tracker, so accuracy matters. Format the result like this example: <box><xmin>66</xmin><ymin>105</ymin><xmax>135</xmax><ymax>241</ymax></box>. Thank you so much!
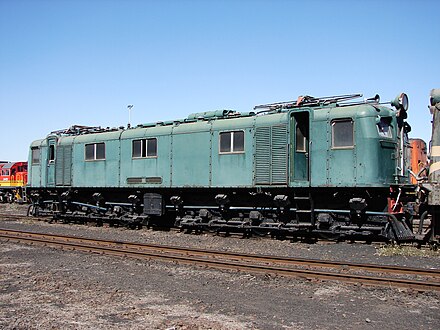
<box><xmin>299</xmin><ymin>97</ymin><xmax>409</xmax><ymax>189</ymax></box>
<box><xmin>0</xmin><ymin>161</ymin><xmax>28</xmax><ymax>203</ymax></box>
<box><xmin>0</xmin><ymin>162</ymin><xmax>28</xmax><ymax>187</ymax></box>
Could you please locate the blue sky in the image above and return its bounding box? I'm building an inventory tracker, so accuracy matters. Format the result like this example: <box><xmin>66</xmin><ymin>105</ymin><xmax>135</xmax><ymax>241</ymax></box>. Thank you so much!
<box><xmin>1</xmin><ymin>0</ymin><xmax>439</xmax><ymax>161</ymax></box>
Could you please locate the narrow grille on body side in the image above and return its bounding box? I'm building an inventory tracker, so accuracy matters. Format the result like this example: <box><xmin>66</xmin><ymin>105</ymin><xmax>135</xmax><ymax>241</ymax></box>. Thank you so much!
<box><xmin>255</xmin><ymin>124</ymin><xmax>288</xmax><ymax>185</ymax></box>
<box><xmin>55</xmin><ymin>146</ymin><xmax>72</xmax><ymax>186</ymax></box>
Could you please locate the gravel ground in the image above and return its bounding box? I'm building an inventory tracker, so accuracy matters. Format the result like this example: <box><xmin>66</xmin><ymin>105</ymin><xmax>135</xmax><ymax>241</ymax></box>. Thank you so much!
<box><xmin>1</xmin><ymin>204</ymin><xmax>439</xmax><ymax>329</ymax></box>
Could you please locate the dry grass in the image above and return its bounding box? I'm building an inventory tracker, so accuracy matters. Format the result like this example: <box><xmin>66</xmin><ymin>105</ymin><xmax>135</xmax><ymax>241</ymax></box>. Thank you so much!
<box><xmin>376</xmin><ymin>244</ymin><xmax>440</xmax><ymax>257</ymax></box>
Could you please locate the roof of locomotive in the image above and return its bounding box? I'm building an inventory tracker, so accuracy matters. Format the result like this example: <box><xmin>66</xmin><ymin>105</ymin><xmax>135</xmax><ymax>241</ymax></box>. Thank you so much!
<box><xmin>0</xmin><ymin>162</ymin><xmax>27</xmax><ymax>170</ymax></box>
<box><xmin>34</xmin><ymin>93</ymin><xmax>398</xmax><ymax>142</ymax></box>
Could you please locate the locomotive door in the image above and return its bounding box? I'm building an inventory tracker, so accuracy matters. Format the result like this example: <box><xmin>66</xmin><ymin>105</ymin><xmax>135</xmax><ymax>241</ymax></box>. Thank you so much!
<box><xmin>46</xmin><ymin>137</ymin><xmax>56</xmax><ymax>187</ymax></box>
<box><xmin>290</xmin><ymin>111</ymin><xmax>310</xmax><ymax>184</ymax></box>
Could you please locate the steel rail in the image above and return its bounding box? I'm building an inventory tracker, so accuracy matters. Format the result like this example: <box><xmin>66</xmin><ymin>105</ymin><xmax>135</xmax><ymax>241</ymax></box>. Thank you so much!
<box><xmin>0</xmin><ymin>213</ymin><xmax>32</xmax><ymax>219</ymax></box>
<box><xmin>0</xmin><ymin>228</ymin><xmax>439</xmax><ymax>292</ymax></box>
<box><xmin>0</xmin><ymin>227</ymin><xmax>438</xmax><ymax>278</ymax></box>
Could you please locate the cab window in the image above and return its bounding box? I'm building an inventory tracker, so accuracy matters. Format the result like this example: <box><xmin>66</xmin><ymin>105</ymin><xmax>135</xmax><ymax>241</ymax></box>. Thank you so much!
<box><xmin>49</xmin><ymin>145</ymin><xmax>55</xmax><ymax>162</ymax></box>
<box><xmin>377</xmin><ymin>117</ymin><xmax>393</xmax><ymax>138</ymax></box>
<box><xmin>295</xmin><ymin>124</ymin><xmax>307</xmax><ymax>152</ymax></box>
<box><xmin>31</xmin><ymin>147</ymin><xmax>40</xmax><ymax>165</ymax></box>
<box><xmin>332</xmin><ymin>119</ymin><xmax>354</xmax><ymax>148</ymax></box>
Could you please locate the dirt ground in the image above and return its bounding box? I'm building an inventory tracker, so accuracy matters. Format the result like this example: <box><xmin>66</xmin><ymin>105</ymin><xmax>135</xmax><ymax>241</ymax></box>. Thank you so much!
<box><xmin>0</xmin><ymin>204</ymin><xmax>439</xmax><ymax>329</ymax></box>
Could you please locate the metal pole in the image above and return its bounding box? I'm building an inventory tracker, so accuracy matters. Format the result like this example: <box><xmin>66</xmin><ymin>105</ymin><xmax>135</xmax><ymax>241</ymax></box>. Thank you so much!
<box><xmin>127</xmin><ymin>104</ymin><xmax>133</xmax><ymax>128</ymax></box>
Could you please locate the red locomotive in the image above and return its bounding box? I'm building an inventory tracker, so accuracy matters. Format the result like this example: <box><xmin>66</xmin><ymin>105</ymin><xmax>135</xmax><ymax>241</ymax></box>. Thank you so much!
<box><xmin>0</xmin><ymin>161</ymin><xmax>28</xmax><ymax>203</ymax></box>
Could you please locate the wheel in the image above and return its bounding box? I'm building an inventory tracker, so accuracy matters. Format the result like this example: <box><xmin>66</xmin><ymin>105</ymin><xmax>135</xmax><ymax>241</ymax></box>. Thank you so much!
<box><xmin>27</xmin><ymin>204</ymin><xmax>39</xmax><ymax>217</ymax></box>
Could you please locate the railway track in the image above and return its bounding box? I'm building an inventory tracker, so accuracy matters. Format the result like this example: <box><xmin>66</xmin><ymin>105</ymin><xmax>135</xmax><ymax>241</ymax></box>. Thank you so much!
<box><xmin>0</xmin><ymin>227</ymin><xmax>439</xmax><ymax>292</ymax></box>
<box><xmin>0</xmin><ymin>213</ymin><xmax>48</xmax><ymax>222</ymax></box>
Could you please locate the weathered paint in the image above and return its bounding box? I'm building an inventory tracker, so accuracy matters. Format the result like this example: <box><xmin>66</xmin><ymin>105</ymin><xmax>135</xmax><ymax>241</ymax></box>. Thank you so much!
<box><xmin>28</xmin><ymin>100</ymin><xmax>407</xmax><ymax>190</ymax></box>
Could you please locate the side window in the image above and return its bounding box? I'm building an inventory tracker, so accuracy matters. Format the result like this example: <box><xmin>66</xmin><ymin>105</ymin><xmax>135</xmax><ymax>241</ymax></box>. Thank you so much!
<box><xmin>96</xmin><ymin>143</ymin><xmax>105</xmax><ymax>160</ymax></box>
<box><xmin>85</xmin><ymin>143</ymin><xmax>106</xmax><ymax>161</ymax></box>
<box><xmin>147</xmin><ymin>138</ymin><xmax>157</xmax><ymax>157</ymax></box>
<box><xmin>377</xmin><ymin>117</ymin><xmax>393</xmax><ymax>138</ymax></box>
<box><xmin>85</xmin><ymin>144</ymin><xmax>94</xmax><ymax>160</ymax></box>
<box><xmin>132</xmin><ymin>140</ymin><xmax>142</xmax><ymax>158</ymax></box>
<box><xmin>49</xmin><ymin>145</ymin><xmax>55</xmax><ymax>162</ymax></box>
<box><xmin>332</xmin><ymin>119</ymin><xmax>354</xmax><ymax>148</ymax></box>
<box><xmin>219</xmin><ymin>131</ymin><xmax>244</xmax><ymax>154</ymax></box>
<box><xmin>31</xmin><ymin>147</ymin><xmax>40</xmax><ymax>165</ymax></box>
<box><xmin>132</xmin><ymin>138</ymin><xmax>157</xmax><ymax>158</ymax></box>
<box><xmin>295</xmin><ymin>124</ymin><xmax>306</xmax><ymax>152</ymax></box>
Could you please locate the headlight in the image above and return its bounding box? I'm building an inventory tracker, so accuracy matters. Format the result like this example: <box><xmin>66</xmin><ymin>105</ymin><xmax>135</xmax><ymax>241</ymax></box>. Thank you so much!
<box><xmin>391</xmin><ymin>93</ymin><xmax>409</xmax><ymax>111</ymax></box>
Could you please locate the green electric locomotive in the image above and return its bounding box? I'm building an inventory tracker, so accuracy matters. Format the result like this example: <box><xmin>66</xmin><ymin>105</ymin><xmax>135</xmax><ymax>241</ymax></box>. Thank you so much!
<box><xmin>27</xmin><ymin>92</ymin><xmax>432</xmax><ymax>243</ymax></box>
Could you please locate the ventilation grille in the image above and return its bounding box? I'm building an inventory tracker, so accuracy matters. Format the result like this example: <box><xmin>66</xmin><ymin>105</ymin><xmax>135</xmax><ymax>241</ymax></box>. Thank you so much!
<box><xmin>55</xmin><ymin>145</ymin><xmax>72</xmax><ymax>186</ymax></box>
<box><xmin>255</xmin><ymin>124</ymin><xmax>288</xmax><ymax>185</ymax></box>
<box><xmin>255</xmin><ymin>127</ymin><xmax>271</xmax><ymax>184</ymax></box>
<box><xmin>127</xmin><ymin>177</ymin><xmax>162</xmax><ymax>184</ymax></box>
<box><xmin>271</xmin><ymin>125</ymin><xmax>288</xmax><ymax>184</ymax></box>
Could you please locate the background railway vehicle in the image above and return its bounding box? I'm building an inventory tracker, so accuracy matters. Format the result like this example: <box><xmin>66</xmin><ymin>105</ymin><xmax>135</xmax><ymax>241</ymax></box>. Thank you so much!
<box><xmin>0</xmin><ymin>161</ymin><xmax>28</xmax><ymax>203</ymax></box>
<box><xmin>419</xmin><ymin>89</ymin><xmax>440</xmax><ymax>248</ymax></box>
<box><xmin>408</xmin><ymin>139</ymin><xmax>428</xmax><ymax>184</ymax></box>
<box><xmin>26</xmin><ymin>91</ymin><xmax>438</xmax><ymax>246</ymax></box>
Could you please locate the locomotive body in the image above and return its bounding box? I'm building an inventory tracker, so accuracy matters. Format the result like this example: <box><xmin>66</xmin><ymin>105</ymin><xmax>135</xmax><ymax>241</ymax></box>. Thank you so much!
<box><xmin>0</xmin><ymin>161</ymin><xmax>27</xmax><ymax>203</ymax></box>
<box><xmin>28</xmin><ymin>102</ymin><xmax>400</xmax><ymax>190</ymax></box>
<box><xmin>27</xmin><ymin>93</ymin><xmax>430</xmax><ymax>243</ymax></box>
